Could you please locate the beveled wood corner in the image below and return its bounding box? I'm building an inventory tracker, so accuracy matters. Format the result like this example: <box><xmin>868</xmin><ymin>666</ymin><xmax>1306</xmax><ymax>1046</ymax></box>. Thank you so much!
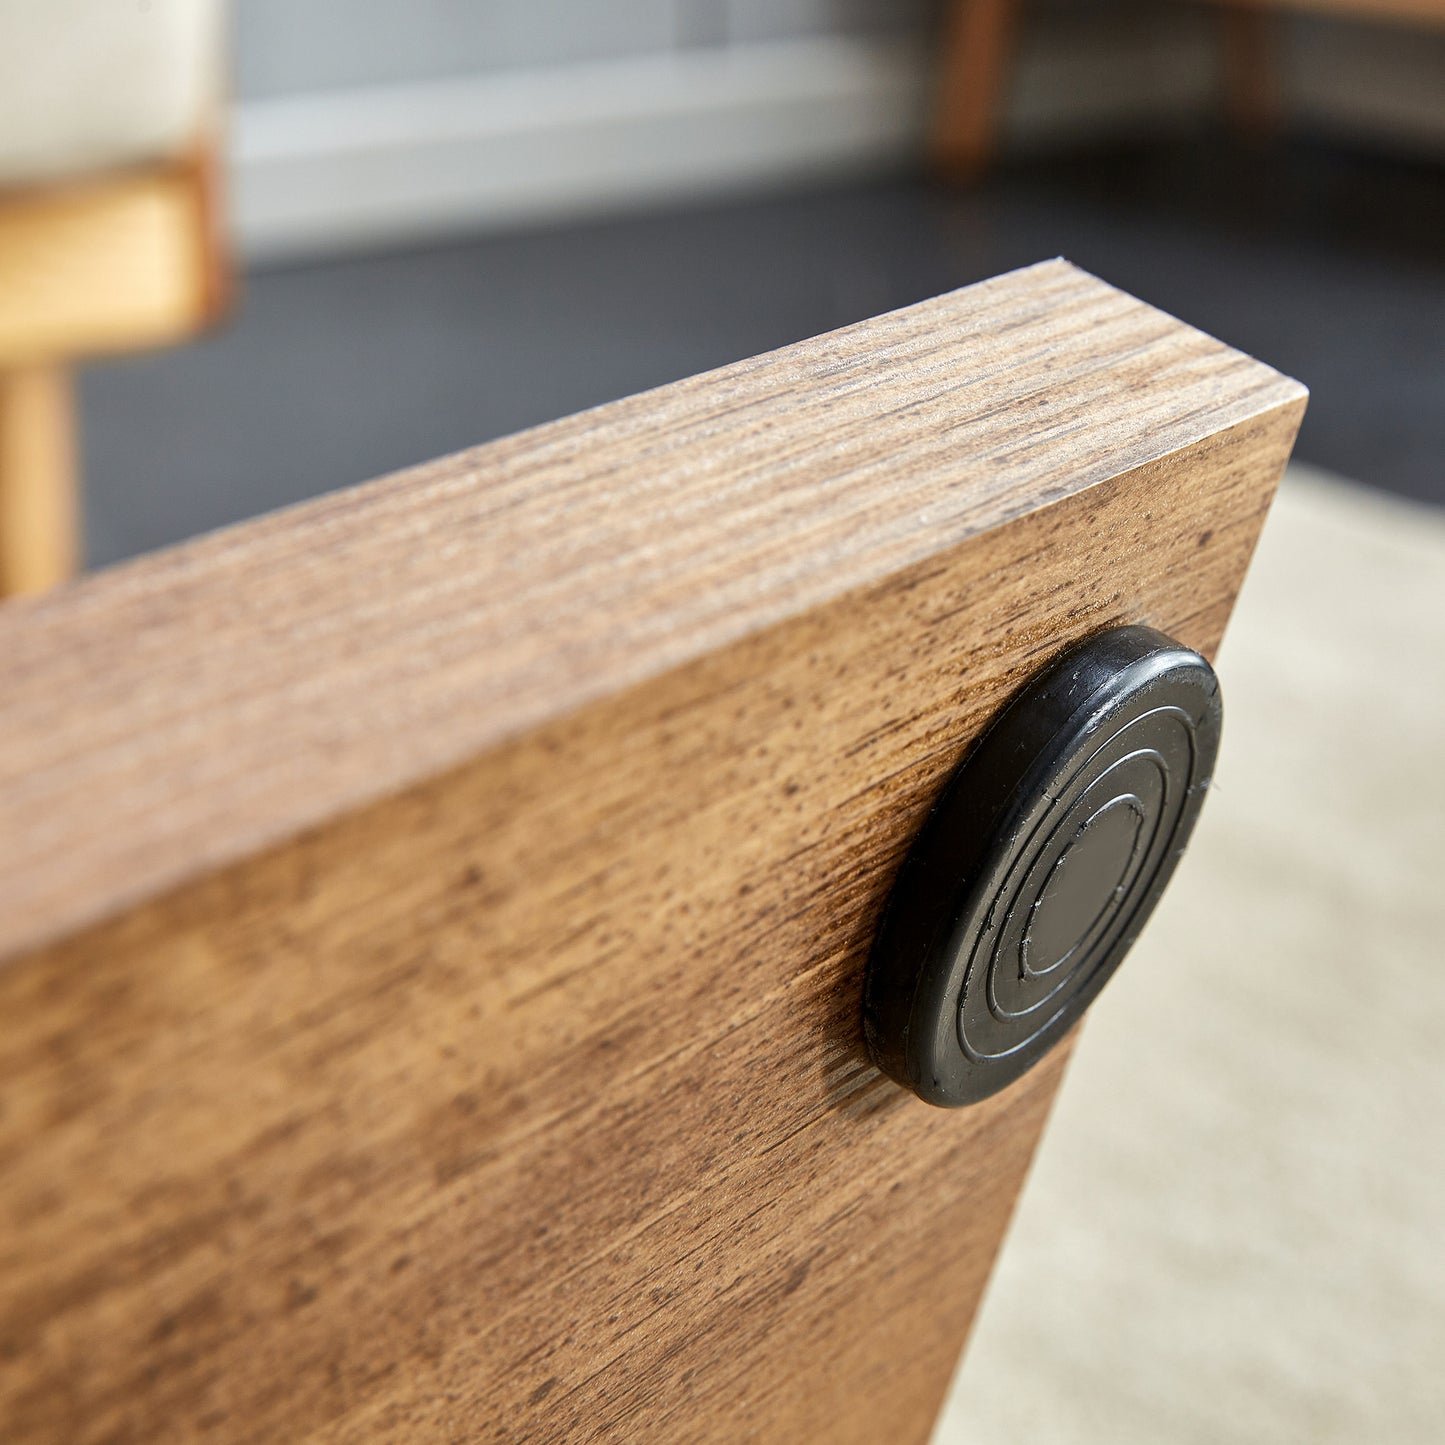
<box><xmin>0</xmin><ymin>261</ymin><xmax>1304</xmax><ymax>1443</ymax></box>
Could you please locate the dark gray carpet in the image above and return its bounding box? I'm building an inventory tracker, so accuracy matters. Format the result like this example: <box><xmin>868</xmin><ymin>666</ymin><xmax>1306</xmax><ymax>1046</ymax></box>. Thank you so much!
<box><xmin>79</xmin><ymin>136</ymin><xmax>1445</xmax><ymax>568</ymax></box>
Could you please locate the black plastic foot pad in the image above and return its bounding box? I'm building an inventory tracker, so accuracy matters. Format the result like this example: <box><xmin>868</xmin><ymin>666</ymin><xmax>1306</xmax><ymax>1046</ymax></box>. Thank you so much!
<box><xmin>863</xmin><ymin>625</ymin><xmax>1222</xmax><ymax>1107</ymax></box>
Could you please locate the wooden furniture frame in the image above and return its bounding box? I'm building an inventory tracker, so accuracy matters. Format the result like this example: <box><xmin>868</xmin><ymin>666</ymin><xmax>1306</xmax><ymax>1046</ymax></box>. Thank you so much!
<box><xmin>0</xmin><ymin>151</ymin><xmax>228</xmax><ymax>596</ymax></box>
<box><xmin>931</xmin><ymin>0</ymin><xmax>1445</xmax><ymax>178</ymax></box>
<box><xmin>0</xmin><ymin>261</ymin><xmax>1305</xmax><ymax>1443</ymax></box>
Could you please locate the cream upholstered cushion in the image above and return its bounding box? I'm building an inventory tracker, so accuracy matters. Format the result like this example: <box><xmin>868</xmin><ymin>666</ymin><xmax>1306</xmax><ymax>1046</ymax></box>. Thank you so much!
<box><xmin>0</xmin><ymin>0</ymin><xmax>224</xmax><ymax>189</ymax></box>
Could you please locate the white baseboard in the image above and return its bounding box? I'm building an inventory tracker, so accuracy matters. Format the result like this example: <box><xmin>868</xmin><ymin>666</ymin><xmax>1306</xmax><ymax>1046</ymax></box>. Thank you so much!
<box><xmin>231</xmin><ymin>38</ymin><xmax>931</xmax><ymax>261</ymax></box>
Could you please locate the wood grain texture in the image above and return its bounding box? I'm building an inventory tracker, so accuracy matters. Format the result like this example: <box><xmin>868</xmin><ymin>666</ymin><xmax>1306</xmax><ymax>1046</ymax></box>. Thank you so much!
<box><xmin>0</xmin><ymin>260</ymin><xmax>1302</xmax><ymax>965</ymax></box>
<box><xmin>0</xmin><ymin>262</ymin><xmax>1306</xmax><ymax>1444</ymax></box>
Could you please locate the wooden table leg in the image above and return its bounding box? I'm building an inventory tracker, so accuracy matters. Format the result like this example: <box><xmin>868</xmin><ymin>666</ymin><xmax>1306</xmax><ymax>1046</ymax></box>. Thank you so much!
<box><xmin>0</xmin><ymin>364</ymin><xmax>79</xmax><ymax>597</ymax></box>
<box><xmin>1219</xmin><ymin>3</ymin><xmax>1283</xmax><ymax>137</ymax></box>
<box><xmin>931</xmin><ymin>0</ymin><xmax>1021</xmax><ymax>182</ymax></box>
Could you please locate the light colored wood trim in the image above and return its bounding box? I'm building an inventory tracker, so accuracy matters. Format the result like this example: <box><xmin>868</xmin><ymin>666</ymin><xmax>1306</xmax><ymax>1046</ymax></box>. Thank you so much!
<box><xmin>0</xmin><ymin>364</ymin><xmax>78</xmax><ymax>595</ymax></box>
<box><xmin>0</xmin><ymin>260</ymin><xmax>1305</xmax><ymax>966</ymax></box>
<box><xmin>931</xmin><ymin>0</ymin><xmax>1020</xmax><ymax>180</ymax></box>
<box><xmin>0</xmin><ymin>264</ymin><xmax>1305</xmax><ymax>1443</ymax></box>
<box><xmin>0</xmin><ymin>152</ymin><xmax>228</xmax><ymax>369</ymax></box>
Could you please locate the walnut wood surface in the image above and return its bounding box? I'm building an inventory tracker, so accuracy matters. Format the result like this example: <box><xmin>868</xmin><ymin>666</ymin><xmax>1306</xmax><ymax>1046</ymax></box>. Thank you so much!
<box><xmin>0</xmin><ymin>260</ymin><xmax>1301</xmax><ymax>964</ymax></box>
<box><xmin>0</xmin><ymin>262</ymin><xmax>1305</xmax><ymax>1443</ymax></box>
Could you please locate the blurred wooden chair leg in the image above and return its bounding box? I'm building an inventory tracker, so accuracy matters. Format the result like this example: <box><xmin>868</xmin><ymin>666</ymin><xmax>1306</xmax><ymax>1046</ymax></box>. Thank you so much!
<box><xmin>0</xmin><ymin>148</ymin><xmax>231</xmax><ymax>601</ymax></box>
<box><xmin>0</xmin><ymin>364</ymin><xmax>79</xmax><ymax>597</ymax></box>
<box><xmin>931</xmin><ymin>0</ymin><xmax>1021</xmax><ymax>182</ymax></box>
<box><xmin>1219</xmin><ymin>3</ymin><xmax>1283</xmax><ymax>137</ymax></box>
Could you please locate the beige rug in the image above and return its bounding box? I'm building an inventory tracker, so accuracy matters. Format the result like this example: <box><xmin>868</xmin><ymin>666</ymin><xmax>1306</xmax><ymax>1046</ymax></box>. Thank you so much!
<box><xmin>933</xmin><ymin>465</ymin><xmax>1445</xmax><ymax>1444</ymax></box>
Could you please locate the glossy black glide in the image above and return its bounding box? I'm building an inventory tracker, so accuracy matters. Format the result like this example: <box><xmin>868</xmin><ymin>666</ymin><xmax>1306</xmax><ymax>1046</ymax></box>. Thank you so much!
<box><xmin>864</xmin><ymin>625</ymin><xmax>1222</xmax><ymax>1107</ymax></box>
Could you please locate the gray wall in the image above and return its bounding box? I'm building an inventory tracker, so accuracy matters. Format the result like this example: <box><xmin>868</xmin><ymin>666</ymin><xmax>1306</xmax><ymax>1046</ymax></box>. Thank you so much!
<box><xmin>231</xmin><ymin>0</ymin><xmax>1445</xmax><ymax>213</ymax></box>
<box><xmin>234</xmin><ymin>0</ymin><xmax>939</xmax><ymax>100</ymax></box>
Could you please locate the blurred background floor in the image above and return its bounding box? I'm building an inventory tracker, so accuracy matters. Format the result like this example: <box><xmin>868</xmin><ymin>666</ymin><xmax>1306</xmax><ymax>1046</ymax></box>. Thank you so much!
<box><xmin>77</xmin><ymin>134</ymin><xmax>1445</xmax><ymax>568</ymax></box>
<box><xmin>935</xmin><ymin>463</ymin><xmax>1445</xmax><ymax>1444</ymax></box>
